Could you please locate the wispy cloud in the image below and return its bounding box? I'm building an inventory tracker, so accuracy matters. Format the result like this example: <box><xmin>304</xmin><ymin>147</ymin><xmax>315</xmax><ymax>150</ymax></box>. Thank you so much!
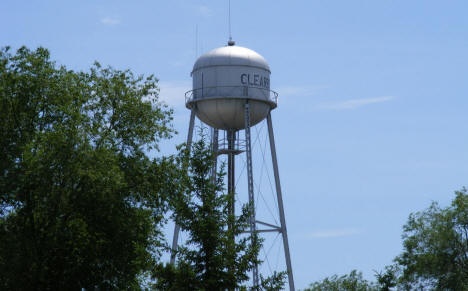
<box><xmin>277</xmin><ymin>85</ymin><xmax>328</xmax><ymax>98</ymax></box>
<box><xmin>317</xmin><ymin>96</ymin><xmax>395</xmax><ymax>110</ymax></box>
<box><xmin>158</xmin><ymin>80</ymin><xmax>191</xmax><ymax>108</ymax></box>
<box><xmin>100</xmin><ymin>17</ymin><xmax>120</xmax><ymax>25</ymax></box>
<box><xmin>198</xmin><ymin>5</ymin><xmax>213</xmax><ymax>17</ymax></box>
<box><xmin>306</xmin><ymin>228</ymin><xmax>361</xmax><ymax>239</ymax></box>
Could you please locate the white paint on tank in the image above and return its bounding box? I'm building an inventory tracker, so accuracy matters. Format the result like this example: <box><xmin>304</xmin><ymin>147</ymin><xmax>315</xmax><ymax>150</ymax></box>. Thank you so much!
<box><xmin>186</xmin><ymin>44</ymin><xmax>277</xmax><ymax>130</ymax></box>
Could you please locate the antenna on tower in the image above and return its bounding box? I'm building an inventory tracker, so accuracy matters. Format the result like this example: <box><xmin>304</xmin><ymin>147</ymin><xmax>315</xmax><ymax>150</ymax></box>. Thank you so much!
<box><xmin>195</xmin><ymin>24</ymin><xmax>198</xmax><ymax>58</ymax></box>
<box><xmin>228</xmin><ymin>0</ymin><xmax>235</xmax><ymax>46</ymax></box>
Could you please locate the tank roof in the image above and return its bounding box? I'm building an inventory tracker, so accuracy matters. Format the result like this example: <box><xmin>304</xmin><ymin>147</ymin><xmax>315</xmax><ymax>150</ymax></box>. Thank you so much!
<box><xmin>192</xmin><ymin>45</ymin><xmax>270</xmax><ymax>74</ymax></box>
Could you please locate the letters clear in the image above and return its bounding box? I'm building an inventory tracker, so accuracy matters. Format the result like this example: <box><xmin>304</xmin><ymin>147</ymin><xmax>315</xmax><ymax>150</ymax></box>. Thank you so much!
<box><xmin>241</xmin><ymin>73</ymin><xmax>269</xmax><ymax>89</ymax></box>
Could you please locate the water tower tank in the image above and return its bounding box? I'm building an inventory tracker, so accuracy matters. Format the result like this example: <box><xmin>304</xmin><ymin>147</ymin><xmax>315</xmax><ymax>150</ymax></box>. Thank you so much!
<box><xmin>186</xmin><ymin>43</ymin><xmax>277</xmax><ymax>130</ymax></box>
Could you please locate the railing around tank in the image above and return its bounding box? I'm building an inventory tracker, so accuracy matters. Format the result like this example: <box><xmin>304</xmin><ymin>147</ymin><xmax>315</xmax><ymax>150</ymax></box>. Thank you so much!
<box><xmin>185</xmin><ymin>85</ymin><xmax>278</xmax><ymax>105</ymax></box>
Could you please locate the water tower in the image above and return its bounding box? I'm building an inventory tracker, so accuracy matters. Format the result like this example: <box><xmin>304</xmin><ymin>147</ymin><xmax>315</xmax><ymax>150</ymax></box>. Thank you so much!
<box><xmin>171</xmin><ymin>40</ymin><xmax>295</xmax><ymax>290</ymax></box>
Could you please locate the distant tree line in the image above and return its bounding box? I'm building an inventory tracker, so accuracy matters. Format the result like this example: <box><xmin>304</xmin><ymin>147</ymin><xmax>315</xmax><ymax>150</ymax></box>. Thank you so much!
<box><xmin>1</xmin><ymin>46</ymin><xmax>466</xmax><ymax>290</ymax></box>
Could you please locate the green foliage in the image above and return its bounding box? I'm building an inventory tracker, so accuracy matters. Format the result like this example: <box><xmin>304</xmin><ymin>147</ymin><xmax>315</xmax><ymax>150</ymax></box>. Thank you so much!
<box><xmin>395</xmin><ymin>188</ymin><xmax>468</xmax><ymax>290</ymax></box>
<box><xmin>304</xmin><ymin>270</ymin><xmax>378</xmax><ymax>291</ymax></box>
<box><xmin>0</xmin><ymin>46</ymin><xmax>175</xmax><ymax>289</ymax></box>
<box><xmin>304</xmin><ymin>189</ymin><xmax>468</xmax><ymax>291</ymax></box>
<box><xmin>259</xmin><ymin>271</ymin><xmax>287</xmax><ymax>291</ymax></box>
<box><xmin>374</xmin><ymin>265</ymin><xmax>397</xmax><ymax>291</ymax></box>
<box><xmin>306</xmin><ymin>188</ymin><xmax>468</xmax><ymax>291</ymax></box>
<box><xmin>152</xmin><ymin>136</ymin><xmax>283</xmax><ymax>290</ymax></box>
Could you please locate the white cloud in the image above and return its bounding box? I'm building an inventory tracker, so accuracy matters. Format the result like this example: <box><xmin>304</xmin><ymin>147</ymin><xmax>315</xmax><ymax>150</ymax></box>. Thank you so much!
<box><xmin>317</xmin><ymin>96</ymin><xmax>395</xmax><ymax>110</ymax></box>
<box><xmin>276</xmin><ymin>85</ymin><xmax>328</xmax><ymax>98</ymax></box>
<box><xmin>307</xmin><ymin>228</ymin><xmax>361</xmax><ymax>239</ymax></box>
<box><xmin>100</xmin><ymin>17</ymin><xmax>120</xmax><ymax>25</ymax></box>
<box><xmin>158</xmin><ymin>80</ymin><xmax>191</xmax><ymax>108</ymax></box>
<box><xmin>198</xmin><ymin>5</ymin><xmax>213</xmax><ymax>17</ymax></box>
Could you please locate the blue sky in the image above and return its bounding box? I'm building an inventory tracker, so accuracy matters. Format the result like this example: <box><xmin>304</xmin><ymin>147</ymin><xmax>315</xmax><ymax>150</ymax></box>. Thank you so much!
<box><xmin>3</xmin><ymin>0</ymin><xmax>468</xmax><ymax>288</ymax></box>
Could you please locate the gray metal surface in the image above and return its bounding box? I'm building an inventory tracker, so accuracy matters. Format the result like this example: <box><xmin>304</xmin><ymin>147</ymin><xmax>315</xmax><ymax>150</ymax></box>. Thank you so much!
<box><xmin>170</xmin><ymin>109</ymin><xmax>196</xmax><ymax>264</ymax></box>
<box><xmin>191</xmin><ymin>97</ymin><xmax>272</xmax><ymax>130</ymax></box>
<box><xmin>267</xmin><ymin>113</ymin><xmax>295</xmax><ymax>291</ymax></box>
<box><xmin>192</xmin><ymin>45</ymin><xmax>270</xmax><ymax>73</ymax></box>
<box><xmin>211</xmin><ymin>128</ymin><xmax>219</xmax><ymax>182</ymax></box>
<box><xmin>227</xmin><ymin>130</ymin><xmax>236</xmax><ymax>223</ymax></box>
<box><xmin>227</xmin><ymin>130</ymin><xmax>236</xmax><ymax>280</ymax></box>
<box><xmin>189</xmin><ymin>44</ymin><xmax>274</xmax><ymax>130</ymax></box>
<box><xmin>244</xmin><ymin>102</ymin><xmax>259</xmax><ymax>287</ymax></box>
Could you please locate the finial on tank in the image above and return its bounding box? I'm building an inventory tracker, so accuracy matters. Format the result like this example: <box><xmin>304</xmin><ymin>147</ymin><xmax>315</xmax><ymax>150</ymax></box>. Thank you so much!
<box><xmin>228</xmin><ymin>38</ymin><xmax>235</xmax><ymax>46</ymax></box>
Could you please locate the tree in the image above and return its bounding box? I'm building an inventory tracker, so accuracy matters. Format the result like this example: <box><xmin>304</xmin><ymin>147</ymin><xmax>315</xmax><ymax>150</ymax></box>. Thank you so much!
<box><xmin>304</xmin><ymin>188</ymin><xmax>468</xmax><ymax>291</ymax></box>
<box><xmin>152</xmin><ymin>136</ymin><xmax>285</xmax><ymax>290</ymax></box>
<box><xmin>374</xmin><ymin>265</ymin><xmax>397</xmax><ymax>291</ymax></box>
<box><xmin>0</xmin><ymin>46</ymin><xmax>175</xmax><ymax>289</ymax></box>
<box><xmin>303</xmin><ymin>270</ymin><xmax>378</xmax><ymax>291</ymax></box>
<box><xmin>395</xmin><ymin>188</ymin><xmax>468</xmax><ymax>290</ymax></box>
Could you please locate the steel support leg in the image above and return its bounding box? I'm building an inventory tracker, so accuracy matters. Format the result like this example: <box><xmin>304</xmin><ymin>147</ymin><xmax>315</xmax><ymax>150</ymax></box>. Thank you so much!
<box><xmin>244</xmin><ymin>102</ymin><xmax>259</xmax><ymax>288</ymax></box>
<box><xmin>267</xmin><ymin>112</ymin><xmax>295</xmax><ymax>291</ymax></box>
<box><xmin>211</xmin><ymin>128</ymin><xmax>219</xmax><ymax>183</ymax></box>
<box><xmin>227</xmin><ymin>130</ymin><xmax>236</xmax><ymax>220</ymax></box>
<box><xmin>170</xmin><ymin>109</ymin><xmax>196</xmax><ymax>264</ymax></box>
<box><xmin>227</xmin><ymin>129</ymin><xmax>236</xmax><ymax>285</ymax></box>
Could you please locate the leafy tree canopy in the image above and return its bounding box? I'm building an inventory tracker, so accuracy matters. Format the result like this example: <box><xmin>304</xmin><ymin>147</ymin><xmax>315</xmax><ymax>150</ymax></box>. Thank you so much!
<box><xmin>395</xmin><ymin>188</ymin><xmax>468</xmax><ymax>290</ymax></box>
<box><xmin>305</xmin><ymin>188</ymin><xmax>468</xmax><ymax>291</ymax></box>
<box><xmin>304</xmin><ymin>270</ymin><xmax>378</xmax><ymax>291</ymax></box>
<box><xmin>0</xmin><ymin>46</ymin><xmax>176</xmax><ymax>290</ymax></box>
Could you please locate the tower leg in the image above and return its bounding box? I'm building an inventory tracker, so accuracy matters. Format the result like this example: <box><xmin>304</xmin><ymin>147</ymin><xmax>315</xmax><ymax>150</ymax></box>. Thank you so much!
<box><xmin>211</xmin><ymin>128</ymin><xmax>219</xmax><ymax>182</ymax></box>
<box><xmin>244</xmin><ymin>102</ymin><xmax>259</xmax><ymax>288</ymax></box>
<box><xmin>227</xmin><ymin>129</ymin><xmax>236</xmax><ymax>286</ymax></box>
<box><xmin>267</xmin><ymin>112</ymin><xmax>295</xmax><ymax>291</ymax></box>
<box><xmin>170</xmin><ymin>109</ymin><xmax>196</xmax><ymax>264</ymax></box>
<box><xmin>227</xmin><ymin>130</ymin><xmax>236</xmax><ymax>218</ymax></box>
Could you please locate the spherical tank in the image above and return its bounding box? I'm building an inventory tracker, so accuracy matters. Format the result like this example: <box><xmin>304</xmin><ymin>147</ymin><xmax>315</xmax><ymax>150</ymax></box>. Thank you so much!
<box><xmin>186</xmin><ymin>43</ymin><xmax>277</xmax><ymax>130</ymax></box>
